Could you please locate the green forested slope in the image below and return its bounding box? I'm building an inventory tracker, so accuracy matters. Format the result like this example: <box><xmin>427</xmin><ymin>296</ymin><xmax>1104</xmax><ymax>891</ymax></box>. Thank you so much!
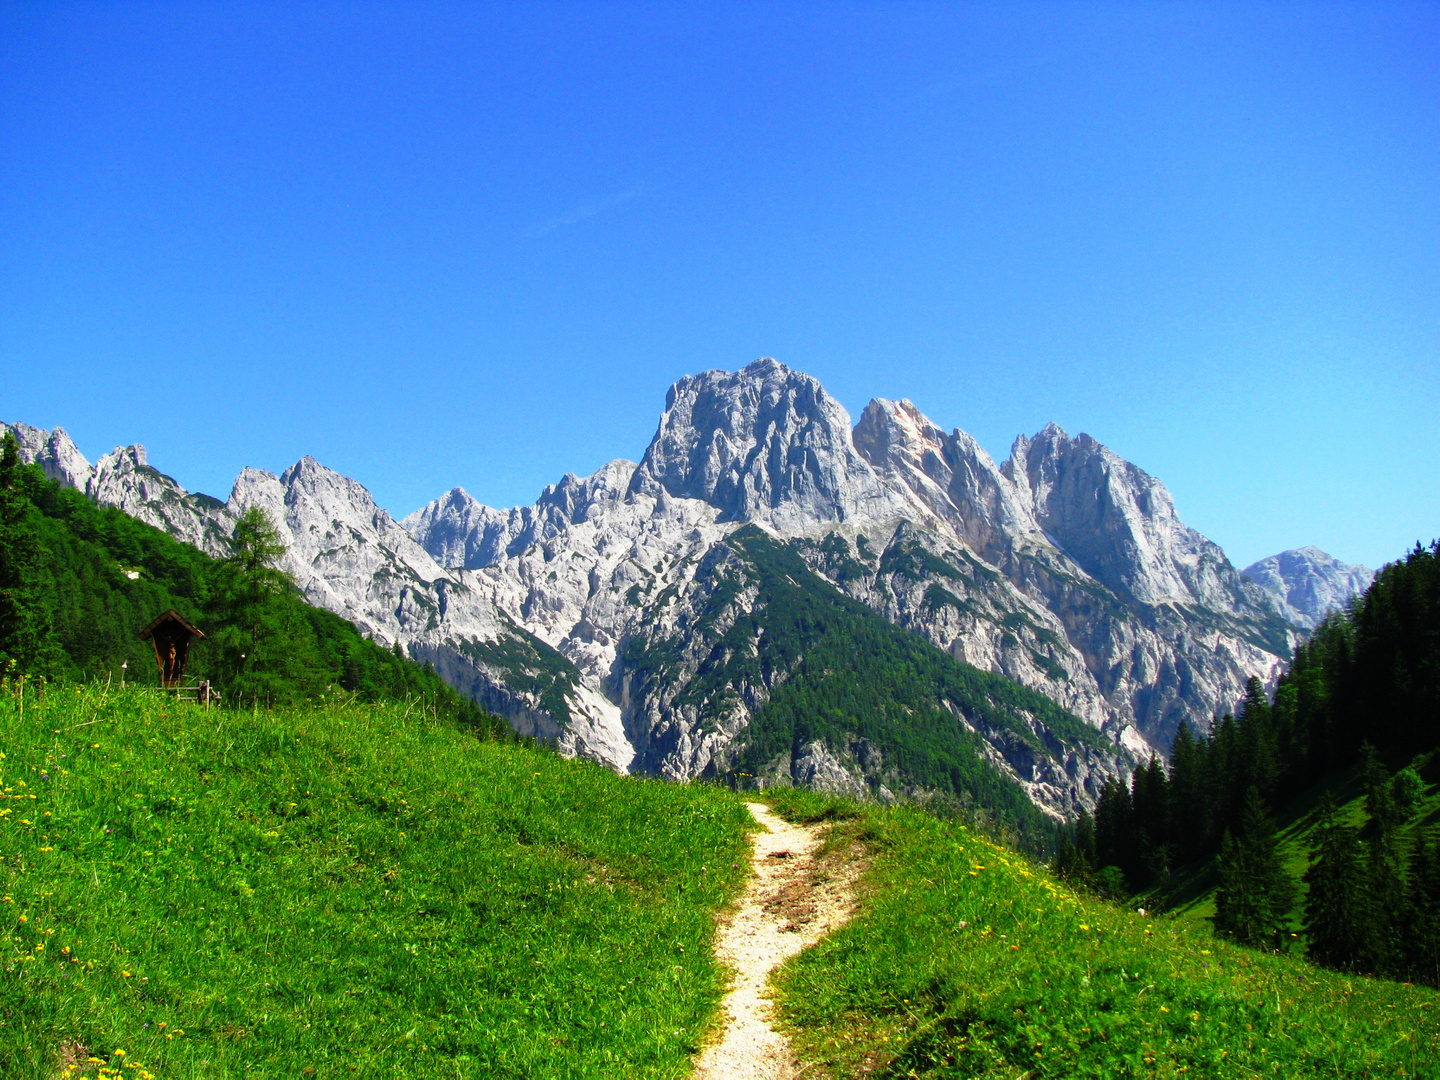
<box><xmin>726</xmin><ymin>529</ymin><xmax>1092</xmax><ymax>848</ymax></box>
<box><xmin>627</xmin><ymin>525</ymin><xmax>1111</xmax><ymax>852</ymax></box>
<box><xmin>1072</xmin><ymin>540</ymin><xmax>1440</xmax><ymax>986</ymax></box>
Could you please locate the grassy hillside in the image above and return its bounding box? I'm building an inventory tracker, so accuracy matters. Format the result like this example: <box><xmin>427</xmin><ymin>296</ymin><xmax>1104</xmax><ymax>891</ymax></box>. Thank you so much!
<box><xmin>0</xmin><ymin>684</ymin><xmax>752</xmax><ymax>1079</ymax></box>
<box><xmin>764</xmin><ymin>790</ymin><xmax>1440</xmax><ymax>1079</ymax></box>
<box><xmin>7</xmin><ymin>681</ymin><xmax>1437</xmax><ymax>1079</ymax></box>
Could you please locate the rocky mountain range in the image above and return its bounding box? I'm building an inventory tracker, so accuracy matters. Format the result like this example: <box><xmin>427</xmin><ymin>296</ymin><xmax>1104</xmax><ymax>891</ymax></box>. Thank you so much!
<box><xmin>4</xmin><ymin>359</ymin><xmax>1372</xmax><ymax>818</ymax></box>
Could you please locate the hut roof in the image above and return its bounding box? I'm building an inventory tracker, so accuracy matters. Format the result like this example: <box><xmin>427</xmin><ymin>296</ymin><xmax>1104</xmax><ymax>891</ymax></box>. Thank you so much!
<box><xmin>138</xmin><ymin>609</ymin><xmax>206</xmax><ymax>641</ymax></box>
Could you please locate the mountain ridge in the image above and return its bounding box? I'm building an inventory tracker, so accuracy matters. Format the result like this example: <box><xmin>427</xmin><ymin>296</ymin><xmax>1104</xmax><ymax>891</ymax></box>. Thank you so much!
<box><xmin>5</xmin><ymin>360</ymin><xmax>1366</xmax><ymax>816</ymax></box>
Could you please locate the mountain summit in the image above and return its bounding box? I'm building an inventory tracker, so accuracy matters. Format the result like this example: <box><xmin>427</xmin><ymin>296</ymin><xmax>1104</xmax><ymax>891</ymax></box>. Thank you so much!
<box><xmin>398</xmin><ymin>360</ymin><xmax>1311</xmax><ymax>807</ymax></box>
<box><xmin>630</xmin><ymin>358</ymin><xmax>911</xmax><ymax>528</ymax></box>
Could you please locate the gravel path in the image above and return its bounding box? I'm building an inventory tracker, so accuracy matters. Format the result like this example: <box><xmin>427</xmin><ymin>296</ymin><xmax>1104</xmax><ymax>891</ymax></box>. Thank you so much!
<box><xmin>692</xmin><ymin>801</ymin><xmax>863</xmax><ymax>1080</ymax></box>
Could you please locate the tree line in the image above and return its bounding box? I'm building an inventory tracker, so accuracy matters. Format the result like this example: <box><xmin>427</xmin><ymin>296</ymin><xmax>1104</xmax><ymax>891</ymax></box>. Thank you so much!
<box><xmin>0</xmin><ymin>431</ymin><xmax>513</xmax><ymax>739</ymax></box>
<box><xmin>1055</xmin><ymin>539</ymin><xmax>1439</xmax><ymax>984</ymax></box>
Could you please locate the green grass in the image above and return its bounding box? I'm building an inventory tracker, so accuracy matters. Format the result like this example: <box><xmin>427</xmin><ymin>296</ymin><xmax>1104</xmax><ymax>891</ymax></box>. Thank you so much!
<box><xmin>763</xmin><ymin>790</ymin><xmax>1440</xmax><ymax>1079</ymax></box>
<box><xmin>12</xmin><ymin>681</ymin><xmax>1438</xmax><ymax>1080</ymax></box>
<box><xmin>0</xmin><ymin>682</ymin><xmax>753</xmax><ymax>1079</ymax></box>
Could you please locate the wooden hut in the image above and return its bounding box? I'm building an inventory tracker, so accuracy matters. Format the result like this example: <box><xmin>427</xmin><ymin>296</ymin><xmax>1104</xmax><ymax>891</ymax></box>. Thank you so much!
<box><xmin>139</xmin><ymin>610</ymin><xmax>205</xmax><ymax>687</ymax></box>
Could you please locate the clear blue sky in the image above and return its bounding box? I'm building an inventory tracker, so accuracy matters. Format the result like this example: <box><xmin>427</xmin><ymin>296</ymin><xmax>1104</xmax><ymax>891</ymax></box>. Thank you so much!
<box><xmin>2</xmin><ymin>1</ymin><xmax>1436</xmax><ymax>570</ymax></box>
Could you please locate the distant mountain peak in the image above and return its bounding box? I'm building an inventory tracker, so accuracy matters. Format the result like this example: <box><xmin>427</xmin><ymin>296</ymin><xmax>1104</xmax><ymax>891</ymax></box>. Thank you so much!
<box><xmin>1242</xmin><ymin>548</ymin><xmax>1374</xmax><ymax>630</ymax></box>
<box><xmin>632</xmin><ymin>358</ymin><xmax>907</xmax><ymax>529</ymax></box>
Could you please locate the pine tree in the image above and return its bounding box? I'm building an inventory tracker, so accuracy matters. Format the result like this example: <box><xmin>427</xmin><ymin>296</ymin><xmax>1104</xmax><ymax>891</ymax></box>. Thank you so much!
<box><xmin>1403</xmin><ymin>827</ymin><xmax>1440</xmax><ymax>988</ymax></box>
<box><xmin>206</xmin><ymin>506</ymin><xmax>314</xmax><ymax>705</ymax></box>
<box><xmin>1237</xmin><ymin>677</ymin><xmax>1280</xmax><ymax>800</ymax></box>
<box><xmin>1132</xmin><ymin>755</ymin><xmax>1172</xmax><ymax>886</ymax></box>
<box><xmin>1361</xmin><ymin>744</ymin><xmax>1408</xmax><ymax>973</ymax></box>
<box><xmin>1094</xmin><ymin>775</ymin><xmax>1136</xmax><ymax>889</ymax></box>
<box><xmin>1303</xmin><ymin>794</ymin><xmax>1370</xmax><ymax>971</ymax></box>
<box><xmin>1208</xmin><ymin>712</ymin><xmax>1243</xmax><ymax>844</ymax></box>
<box><xmin>1213</xmin><ymin>786</ymin><xmax>1297</xmax><ymax>950</ymax></box>
<box><xmin>1269</xmin><ymin>677</ymin><xmax>1302</xmax><ymax>792</ymax></box>
<box><xmin>1344</xmin><ymin>542</ymin><xmax>1440</xmax><ymax>757</ymax></box>
<box><xmin>1075</xmin><ymin>807</ymin><xmax>1098</xmax><ymax>869</ymax></box>
<box><xmin>0</xmin><ymin>433</ymin><xmax>55</xmax><ymax>675</ymax></box>
<box><xmin>1054</xmin><ymin>808</ymin><xmax>1097</xmax><ymax>887</ymax></box>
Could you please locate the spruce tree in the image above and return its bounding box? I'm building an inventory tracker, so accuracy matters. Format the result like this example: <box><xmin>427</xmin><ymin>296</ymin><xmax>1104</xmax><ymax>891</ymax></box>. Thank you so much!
<box><xmin>1094</xmin><ymin>775</ymin><xmax>1136</xmax><ymax>889</ymax></box>
<box><xmin>1213</xmin><ymin>828</ymin><xmax>1250</xmax><ymax>938</ymax></box>
<box><xmin>1303</xmin><ymin>794</ymin><xmax>1370</xmax><ymax>971</ymax></box>
<box><xmin>1403</xmin><ymin>827</ymin><xmax>1440</xmax><ymax>988</ymax></box>
<box><xmin>1237</xmin><ymin>677</ymin><xmax>1280</xmax><ymax>800</ymax></box>
<box><xmin>1075</xmin><ymin>807</ymin><xmax>1098</xmax><ymax>869</ymax></box>
<box><xmin>1054</xmin><ymin>808</ymin><xmax>1096</xmax><ymax>886</ymax></box>
<box><xmin>206</xmin><ymin>506</ymin><xmax>314</xmax><ymax>705</ymax></box>
<box><xmin>1213</xmin><ymin>786</ymin><xmax>1297</xmax><ymax>950</ymax></box>
<box><xmin>1132</xmin><ymin>755</ymin><xmax>1172</xmax><ymax>886</ymax></box>
<box><xmin>1361</xmin><ymin>744</ymin><xmax>1408</xmax><ymax>973</ymax></box>
<box><xmin>1209</xmin><ymin>712</ymin><xmax>1243</xmax><ymax>843</ymax></box>
<box><xmin>1167</xmin><ymin>722</ymin><xmax>1208</xmax><ymax>863</ymax></box>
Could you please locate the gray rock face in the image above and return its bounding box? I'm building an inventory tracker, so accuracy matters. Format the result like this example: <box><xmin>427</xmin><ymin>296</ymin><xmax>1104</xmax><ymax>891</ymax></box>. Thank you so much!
<box><xmin>1006</xmin><ymin>424</ymin><xmax>1262</xmax><ymax>613</ymax></box>
<box><xmin>629</xmin><ymin>359</ymin><xmax>914</xmax><ymax>530</ymax></box>
<box><xmin>2</xmin><ymin>422</ymin><xmax>94</xmax><ymax>490</ymax></box>
<box><xmin>397</xmin><ymin>487</ymin><xmax>514</xmax><ymax>570</ymax></box>
<box><xmin>853</xmin><ymin>397</ymin><xmax>1042</xmax><ymax>563</ymax></box>
<box><xmin>87</xmin><ymin>445</ymin><xmax>237</xmax><ymax>557</ymax></box>
<box><xmin>839</xmin><ymin>399</ymin><xmax>1293</xmax><ymax>752</ymax></box>
<box><xmin>1</xmin><ymin>423</ymin><xmax>236</xmax><ymax>555</ymax></box>
<box><xmin>1242</xmin><ymin>547</ymin><xmax>1375</xmax><ymax>629</ymax></box>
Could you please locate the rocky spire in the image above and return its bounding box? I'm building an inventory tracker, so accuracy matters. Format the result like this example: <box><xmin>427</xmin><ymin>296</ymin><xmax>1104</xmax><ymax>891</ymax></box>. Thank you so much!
<box><xmin>629</xmin><ymin>358</ymin><xmax>912</xmax><ymax>529</ymax></box>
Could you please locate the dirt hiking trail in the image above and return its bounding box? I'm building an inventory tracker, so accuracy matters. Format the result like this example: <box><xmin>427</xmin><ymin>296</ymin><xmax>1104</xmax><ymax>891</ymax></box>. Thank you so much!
<box><xmin>692</xmin><ymin>801</ymin><xmax>865</xmax><ymax>1080</ymax></box>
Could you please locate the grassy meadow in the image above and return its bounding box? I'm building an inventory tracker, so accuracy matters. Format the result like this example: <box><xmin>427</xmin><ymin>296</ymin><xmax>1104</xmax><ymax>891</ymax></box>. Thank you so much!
<box><xmin>0</xmin><ymin>681</ymin><xmax>752</xmax><ymax>1079</ymax></box>
<box><xmin>6</xmin><ymin>678</ymin><xmax>1440</xmax><ymax>1080</ymax></box>
<box><xmin>765</xmin><ymin>789</ymin><xmax>1440</xmax><ymax>1079</ymax></box>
